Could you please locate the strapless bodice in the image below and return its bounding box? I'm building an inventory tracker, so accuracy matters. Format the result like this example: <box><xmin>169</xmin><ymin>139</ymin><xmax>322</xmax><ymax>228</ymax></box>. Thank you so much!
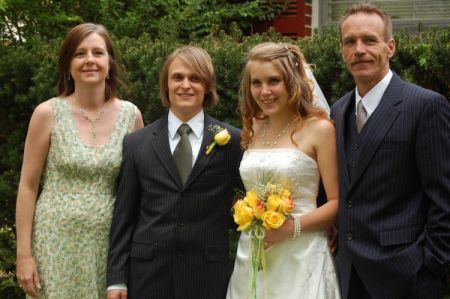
<box><xmin>239</xmin><ymin>148</ymin><xmax>320</xmax><ymax>214</ymax></box>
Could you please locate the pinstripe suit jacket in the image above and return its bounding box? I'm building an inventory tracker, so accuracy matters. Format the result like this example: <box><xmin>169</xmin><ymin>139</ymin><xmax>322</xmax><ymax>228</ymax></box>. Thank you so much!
<box><xmin>107</xmin><ymin>113</ymin><xmax>243</xmax><ymax>299</ymax></box>
<box><xmin>331</xmin><ymin>73</ymin><xmax>450</xmax><ymax>299</ymax></box>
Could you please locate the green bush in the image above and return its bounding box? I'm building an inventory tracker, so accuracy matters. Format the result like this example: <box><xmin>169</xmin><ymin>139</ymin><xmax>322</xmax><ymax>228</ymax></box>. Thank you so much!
<box><xmin>1</xmin><ymin>26</ymin><xmax>449</xmax><ymax>297</ymax></box>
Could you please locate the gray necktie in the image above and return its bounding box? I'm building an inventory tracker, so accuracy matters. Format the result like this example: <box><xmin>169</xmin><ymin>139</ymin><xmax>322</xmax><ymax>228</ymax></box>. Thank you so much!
<box><xmin>356</xmin><ymin>100</ymin><xmax>368</xmax><ymax>133</ymax></box>
<box><xmin>173</xmin><ymin>124</ymin><xmax>192</xmax><ymax>185</ymax></box>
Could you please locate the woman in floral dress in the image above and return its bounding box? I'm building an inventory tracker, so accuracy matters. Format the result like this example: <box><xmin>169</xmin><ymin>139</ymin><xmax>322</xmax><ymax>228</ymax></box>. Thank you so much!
<box><xmin>15</xmin><ymin>23</ymin><xmax>144</xmax><ymax>298</ymax></box>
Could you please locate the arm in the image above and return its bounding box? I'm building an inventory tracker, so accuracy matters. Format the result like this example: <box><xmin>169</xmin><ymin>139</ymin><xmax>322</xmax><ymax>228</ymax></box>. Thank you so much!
<box><xmin>16</xmin><ymin>101</ymin><xmax>53</xmax><ymax>297</ymax></box>
<box><xmin>107</xmin><ymin>136</ymin><xmax>142</xmax><ymax>288</ymax></box>
<box><xmin>415</xmin><ymin>94</ymin><xmax>450</xmax><ymax>273</ymax></box>
<box><xmin>134</xmin><ymin>108</ymin><xmax>144</xmax><ymax>130</ymax></box>
<box><xmin>265</xmin><ymin>120</ymin><xmax>339</xmax><ymax>246</ymax></box>
<box><xmin>303</xmin><ymin>120</ymin><xmax>339</xmax><ymax>230</ymax></box>
<box><xmin>106</xmin><ymin>104</ymin><xmax>143</xmax><ymax>299</ymax></box>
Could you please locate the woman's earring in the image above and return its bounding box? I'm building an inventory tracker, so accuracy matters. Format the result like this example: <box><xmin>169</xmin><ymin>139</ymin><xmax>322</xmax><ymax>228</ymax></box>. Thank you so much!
<box><xmin>106</xmin><ymin>72</ymin><xmax>110</xmax><ymax>80</ymax></box>
<box><xmin>68</xmin><ymin>74</ymin><xmax>71</xmax><ymax>81</ymax></box>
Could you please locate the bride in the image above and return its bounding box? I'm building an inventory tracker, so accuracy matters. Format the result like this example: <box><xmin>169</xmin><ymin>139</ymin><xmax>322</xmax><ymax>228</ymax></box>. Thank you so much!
<box><xmin>226</xmin><ymin>42</ymin><xmax>341</xmax><ymax>299</ymax></box>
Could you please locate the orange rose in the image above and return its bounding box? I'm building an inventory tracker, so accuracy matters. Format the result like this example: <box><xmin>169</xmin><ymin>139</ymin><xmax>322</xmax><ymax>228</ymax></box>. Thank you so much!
<box><xmin>253</xmin><ymin>201</ymin><xmax>265</xmax><ymax>219</ymax></box>
<box><xmin>279</xmin><ymin>195</ymin><xmax>294</xmax><ymax>214</ymax></box>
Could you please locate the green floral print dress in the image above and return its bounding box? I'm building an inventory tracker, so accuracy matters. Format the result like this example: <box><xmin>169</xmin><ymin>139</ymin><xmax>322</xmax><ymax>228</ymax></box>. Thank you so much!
<box><xmin>30</xmin><ymin>97</ymin><xmax>137</xmax><ymax>298</ymax></box>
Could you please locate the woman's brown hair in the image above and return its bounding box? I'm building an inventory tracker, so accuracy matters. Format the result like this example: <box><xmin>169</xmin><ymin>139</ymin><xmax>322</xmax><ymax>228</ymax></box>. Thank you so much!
<box><xmin>57</xmin><ymin>23</ymin><xmax>123</xmax><ymax>101</ymax></box>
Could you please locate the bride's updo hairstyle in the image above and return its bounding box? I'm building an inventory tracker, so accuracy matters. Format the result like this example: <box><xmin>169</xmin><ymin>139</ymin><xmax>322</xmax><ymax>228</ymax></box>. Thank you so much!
<box><xmin>240</xmin><ymin>42</ymin><xmax>328</xmax><ymax>149</ymax></box>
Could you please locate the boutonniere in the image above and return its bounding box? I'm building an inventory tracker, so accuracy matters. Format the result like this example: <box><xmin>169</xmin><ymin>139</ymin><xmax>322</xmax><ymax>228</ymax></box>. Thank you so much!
<box><xmin>205</xmin><ymin>125</ymin><xmax>231</xmax><ymax>155</ymax></box>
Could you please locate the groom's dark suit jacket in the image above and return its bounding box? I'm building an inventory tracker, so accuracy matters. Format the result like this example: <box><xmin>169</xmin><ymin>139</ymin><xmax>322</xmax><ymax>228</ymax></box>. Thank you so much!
<box><xmin>107</xmin><ymin>114</ymin><xmax>243</xmax><ymax>299</ymax></box>
<box><xmin>331</xmin><ymin>73</ymin><xmax>450</xmax><ymax>299</ymax></box>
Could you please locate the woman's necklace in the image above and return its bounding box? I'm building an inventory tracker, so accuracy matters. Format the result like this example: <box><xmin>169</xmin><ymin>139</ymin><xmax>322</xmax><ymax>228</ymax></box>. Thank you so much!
<box><xmin>261</xmin><ymin>118</ymin><xmax>297</xmax><ymax>146</ymax></box>
<box><xmin>79</xmin><ymin>102</ymin><xmax>106</xmax><ymax>140</ymax></box>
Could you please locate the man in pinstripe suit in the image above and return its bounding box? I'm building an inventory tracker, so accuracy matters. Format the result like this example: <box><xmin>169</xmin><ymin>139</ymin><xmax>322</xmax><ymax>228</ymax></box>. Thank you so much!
<box><xmin>331</xmin><ymin>3</ymin><xmax>450</xmax><ymax>299</ymax></box>
<box><xmin>106</xmin><ymin>46</ymin><xmax>243</xmax><ymax>299</ymax></box>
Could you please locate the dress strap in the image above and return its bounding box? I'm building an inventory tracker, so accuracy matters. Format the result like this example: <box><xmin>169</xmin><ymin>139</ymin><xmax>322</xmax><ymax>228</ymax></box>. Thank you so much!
<box><xmin>120</xmin><ymin>100</ymin><xmax>138</xmax><ymax>133</ymax></box>
<box><xmin>49</xmin><ymin>97</ymin><xmax>70</xmax><ymax>135</ymax></box>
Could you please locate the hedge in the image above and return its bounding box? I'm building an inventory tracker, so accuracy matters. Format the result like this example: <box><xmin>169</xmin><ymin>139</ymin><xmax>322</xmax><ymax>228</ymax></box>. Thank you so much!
<box><xmin>0</xmin><ymin>26</ymin><xmax>449</xmax><ymax>298</ymax></box>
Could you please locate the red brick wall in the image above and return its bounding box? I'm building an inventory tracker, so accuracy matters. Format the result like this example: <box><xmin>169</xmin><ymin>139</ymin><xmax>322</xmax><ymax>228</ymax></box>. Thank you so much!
<box><xmin>255</xmin><ymin>0</ymin><xmax>312</xmax><ymax>38</ymax></box>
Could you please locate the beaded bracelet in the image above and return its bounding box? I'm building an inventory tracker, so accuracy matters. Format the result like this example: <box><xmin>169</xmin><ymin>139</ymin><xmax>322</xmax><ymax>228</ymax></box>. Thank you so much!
<box><xmin>292</xmin><ymin>215</ymin><xmax>302</xmax><ymax>240</ymax></box>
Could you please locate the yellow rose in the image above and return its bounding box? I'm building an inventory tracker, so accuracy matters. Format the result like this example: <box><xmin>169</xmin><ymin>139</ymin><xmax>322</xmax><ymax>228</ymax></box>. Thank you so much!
<box><xmin>244</xmin><ymin>191</ymin><xmax>259</xmax><ymax>208</ymax></box>
<box><xmin>205</xmin><ymin>128</ymin><xmax>231</xmax><ymax>155</ymax></box>
<box><xmin>261</xmin><ymin>211</ymin><xmax>286</xmax><ymax>230</ymax></box>
<box><xmin>233</xmin><ymin>200</ymin><xmax>254</xmax><ymax>231</ymax></box>
<box><xmin>214</xmin><ymin>129</ymin><xmax>231</xmax><ymax>145</ymax></box>
<box><xmin>281</xmin><ymin>189</ymin><xmax>291</xmax><ymax>198</ymax></box>
<box><xmin>279</xmin><ymin>194</ymin><xmax>294</xmax><ymax>214</ymax></box>
<box><xmin>266</xmin><ymin>194</ymin><xmax>282</xmax><ymax>211</ymax></box>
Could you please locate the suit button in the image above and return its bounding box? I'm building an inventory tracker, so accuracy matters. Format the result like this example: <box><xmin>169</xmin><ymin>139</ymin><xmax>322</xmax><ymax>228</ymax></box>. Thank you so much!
<box><xmin>346</xmin><ymin>233</ymin><xmax>353</xmax><ymax>241</ymax></box>
<box><xmin>178</xmin><ymin>222</ymin><xmax>184</xmax><ymax>227</ymax></box>
<box><xmin>351</xmin><ymin>161</ymin><xmax>357</xmax><ymax>168</ymax></box>
<box><xmin>353</xmin><ymin>143</ymin><xmax>360</xmax><ymax>150</ymax></box>
<box><xmin>347</xmin><ymin>201</ymin><xmax>352</xmax><ymax>208</ymax></box>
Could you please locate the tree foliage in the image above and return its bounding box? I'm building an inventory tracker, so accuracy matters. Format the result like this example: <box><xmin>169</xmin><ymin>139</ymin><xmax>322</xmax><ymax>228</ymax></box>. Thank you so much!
<box><xmin>0</xmin><ymin>0</ymin><xmax>287</xmax><ymax>43</ymax></box>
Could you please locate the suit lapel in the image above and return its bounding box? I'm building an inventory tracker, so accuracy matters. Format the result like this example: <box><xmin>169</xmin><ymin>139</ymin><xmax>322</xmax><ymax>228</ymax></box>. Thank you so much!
<box><xmin>184</xmin><ymin>115</ymin><xmax>216</xmax><ymax>188</ymax></box>
<box><xmin>350</xmin><ymin>74</ymin><xmax>403</xmax><ymax>187</ymax></box>
<box><xmin>150</xmin><ymin>116</ymin><xmax>182</xmax><ymax>187</ymax></box>
<box><xmin>334</xmin><ymin>92</ymin><xmax>354</xmax><ymax>189</ymax></box>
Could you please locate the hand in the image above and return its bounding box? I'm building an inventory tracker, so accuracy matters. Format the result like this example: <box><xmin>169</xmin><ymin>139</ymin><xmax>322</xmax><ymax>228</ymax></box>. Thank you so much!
<box><xmin>264</xmin><ymin>218</ymin><xmax>294</xmax><ymax>249</ymax></box>
<box><xmin>108</xmin><ymin>289</ymin><xmax>128</xmax><ymax>299</ymax></box>
<box><xmin>326</xmin><ymin>225</ymin><xmax>338</xmax><ymax>255</ymax></box>
<box><xmin>16</xmin><ymin>255</ymin><xmax>41</xmax><ymax>297</ymax></box>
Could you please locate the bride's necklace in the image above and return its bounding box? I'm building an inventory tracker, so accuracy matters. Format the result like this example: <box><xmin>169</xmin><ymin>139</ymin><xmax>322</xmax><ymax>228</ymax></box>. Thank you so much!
<box><xmin>78</xmin><ymin>101</ymin><xmax>107</xmax><ymax>140</ymax></box>
<box><xmin>261</xmin><ymin>118</ymin><xmax>297</xmax><ymax>146</ymax></box>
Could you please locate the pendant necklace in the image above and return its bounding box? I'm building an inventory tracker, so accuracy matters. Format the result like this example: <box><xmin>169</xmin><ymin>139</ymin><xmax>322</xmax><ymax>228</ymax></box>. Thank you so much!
<box><xmin>261</xmin><ymin>118</ymin><xmax>297</xmax><ymax>146</ymax></box>
<box><xmin>79</xmin><ymin>102</ymin><xmax>107</xmax><ymax>140</ymax></box>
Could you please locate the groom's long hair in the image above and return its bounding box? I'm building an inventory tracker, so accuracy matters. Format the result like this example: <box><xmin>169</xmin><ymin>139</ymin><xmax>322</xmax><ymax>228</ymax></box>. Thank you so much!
<box><xmin>159</xmin><ymin>45</ymin><xmax>219</xmax><ymax>109</ymax></box>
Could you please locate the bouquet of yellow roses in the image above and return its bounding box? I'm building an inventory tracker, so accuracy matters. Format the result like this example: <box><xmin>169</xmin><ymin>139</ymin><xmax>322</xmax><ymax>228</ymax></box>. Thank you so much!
<box><xmin>232</xmin><ymin>174</ymin><xmax>294</xmax><ymax>298</ymax></box>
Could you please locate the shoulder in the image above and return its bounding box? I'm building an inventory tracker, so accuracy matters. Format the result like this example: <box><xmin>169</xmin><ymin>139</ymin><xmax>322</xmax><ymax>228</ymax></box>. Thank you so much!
<box><xmin>32</xmin><ymin>99</ymin><xmax>55</xmax><ymax>122</ymax></box>
<box><xmin>119</xmin><ymin>99</ymin><xmax>138</xmax><ymax>112</ymax></box>
<box><xmin>124</xmin><ymin>117</ymin><xmax>163</xmax><ymax>143</ymax></box>
<box><xmin>303</xmin><ymin>117</ymin><xmax>335</xmax><ymax>137</ymax></box>
<box><xmin>304</xmin><ymin>116</ymin><xmax>334</xmax><ymax>133</ymax></box>
<box><xmin>26</xmin><ymin>98</ymin><xmax>57</xmax><ymax>136</ymax></box>
<box><xmin>119</xmin><ymin>99</ymin><xmax>144</xmax><ymax>130</ymax></box>
<box><xmin>390</xmin><ymin>81</ymin><xmax>449</xmax><ymax>123</ymax></box>
<box><xmin>400</xmin><ymin>80</ymin><xmax>446</xmax><ymax>103</ymax></box>
<box><xmin>333</xmin><ymin>90</ymin><xmax>354</xmax><ymax>108</ymax></box>
<box><xmin>383</xmin><ymin>73</ymin><xmax>444</xmax><ymax>105</ymax></box>
<box><xmin>117</xmin><ymin>99</ymin><xmax>136</xmax><ymax>114</ymax></box>
<box><xmin>331</xmin><ymin>91</ymin><xmax>354</xmax><ymax>118</ymax></box>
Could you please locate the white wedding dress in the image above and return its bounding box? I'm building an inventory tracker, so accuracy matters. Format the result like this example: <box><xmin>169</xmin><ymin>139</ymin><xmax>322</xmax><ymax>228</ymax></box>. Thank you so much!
<box><xmin>226</xmin><ymin>149</ymin><xmax>341</xmax><ymax>299</ymax></box>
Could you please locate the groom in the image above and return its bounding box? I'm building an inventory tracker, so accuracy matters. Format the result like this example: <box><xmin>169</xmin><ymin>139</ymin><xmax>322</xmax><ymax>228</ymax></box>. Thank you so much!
<box><xmin>106</xmin><ymin>46</ymin><xmax>243</xmax><ymax>299</ymax></box>
<box><xmin>332</xmin><ymin>3</ymin><xmax>450</xmax><ymax>299</ymax></box>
